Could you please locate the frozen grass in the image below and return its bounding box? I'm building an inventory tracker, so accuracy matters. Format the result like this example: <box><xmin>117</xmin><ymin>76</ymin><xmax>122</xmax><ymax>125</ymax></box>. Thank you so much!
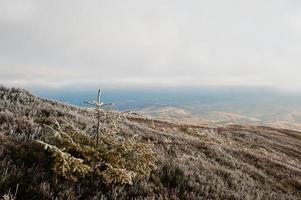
<box><xmin>0</xmin><ymin>86</ymin><xmax>301</xmax><ymax>199</ymax></box>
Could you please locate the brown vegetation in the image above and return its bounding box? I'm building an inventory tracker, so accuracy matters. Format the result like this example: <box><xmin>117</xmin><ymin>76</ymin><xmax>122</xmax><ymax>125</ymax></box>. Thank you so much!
<box><xmin>0</xmin><ymin>86</ymin><xmax>301</xmax><ymax>199</ymax></box>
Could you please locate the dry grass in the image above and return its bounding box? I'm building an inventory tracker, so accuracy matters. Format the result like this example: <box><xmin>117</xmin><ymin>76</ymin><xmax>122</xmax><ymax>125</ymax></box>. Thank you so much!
<box><xmin>1</xmin><ymin>86</ymin><xmax>301</xmax><ymax>199</ymax></box>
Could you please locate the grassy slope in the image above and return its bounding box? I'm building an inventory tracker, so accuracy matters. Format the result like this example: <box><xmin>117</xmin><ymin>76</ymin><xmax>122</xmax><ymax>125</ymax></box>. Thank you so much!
<box><xmin>0</xmin><ymin>86</ymin><xmax>301</xmax><ymax>200</ymax></box>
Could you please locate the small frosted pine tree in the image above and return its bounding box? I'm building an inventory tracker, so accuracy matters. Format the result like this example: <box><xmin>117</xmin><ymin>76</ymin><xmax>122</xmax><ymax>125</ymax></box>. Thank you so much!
<box><xmin>37</xmin><ymin>117</ymin><xmax>157</xmax><ymax>185</ymax></box>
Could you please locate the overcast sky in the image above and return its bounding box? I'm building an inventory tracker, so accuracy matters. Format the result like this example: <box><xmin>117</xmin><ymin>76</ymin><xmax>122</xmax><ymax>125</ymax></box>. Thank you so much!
<box><xmin>1</xmin><ymin>0</ymin><xmax>301</xmax><ymax>89</ymax></box>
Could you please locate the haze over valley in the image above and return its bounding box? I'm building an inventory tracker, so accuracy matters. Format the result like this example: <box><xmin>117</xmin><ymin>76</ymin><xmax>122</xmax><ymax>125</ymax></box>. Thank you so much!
<box><xmin>33</xmin><ymin>86</ymin><xmax>301</xmax><ymax>131</ymax></box>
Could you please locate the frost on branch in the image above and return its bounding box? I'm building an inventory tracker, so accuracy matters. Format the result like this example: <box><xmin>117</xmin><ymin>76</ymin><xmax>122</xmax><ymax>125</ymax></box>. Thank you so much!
<box><xmin>37</xmin><ymin>118</ymin><xmax>157</xmax><ymax>185</ymax></box>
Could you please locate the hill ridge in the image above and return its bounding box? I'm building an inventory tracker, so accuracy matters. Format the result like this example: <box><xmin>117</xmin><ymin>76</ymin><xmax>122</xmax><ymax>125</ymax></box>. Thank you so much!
<box><xmin>1</xmin><ymin>86</ymin><xmax>301</xmax><ymax>200</ymax></box>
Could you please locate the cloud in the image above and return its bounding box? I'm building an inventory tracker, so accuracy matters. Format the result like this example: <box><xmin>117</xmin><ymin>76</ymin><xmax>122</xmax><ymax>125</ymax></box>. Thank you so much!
<box><xmin>0</xmin><ymin>0</ymin><xmax>35</xmax><ymax>24</ymax></box>
<box><xmin>0</xmin><ymin>0</ymin><xmax>301</xmax><ymax>89</ymax></box>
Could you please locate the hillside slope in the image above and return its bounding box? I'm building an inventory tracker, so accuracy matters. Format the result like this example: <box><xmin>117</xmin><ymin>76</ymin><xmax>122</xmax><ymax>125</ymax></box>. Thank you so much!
<box><xmin>0</xmin><ymin>86</ymin><xmax>301</xmax><ymax>200</ymax></box>
<box><xmin>141</xmin><ymin>104</ymin><xmax>301</xmax><ymax>131</ymax></box>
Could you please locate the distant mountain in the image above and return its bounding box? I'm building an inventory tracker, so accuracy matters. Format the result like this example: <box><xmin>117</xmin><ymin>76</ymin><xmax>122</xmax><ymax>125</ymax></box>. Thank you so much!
<box><xmin>1</xmin><ymin>86</ymin><xmax>301</xmax><ymax>200</ymax></box>
<box><xmin>33</xmin><ymin>87</ymin><xmax>301</xmax><ymax>131</ymax></box>
<box><xmin>139</xmin><ymin>104</ymin><xmax>301</xmax><ymax>131</ymax></box>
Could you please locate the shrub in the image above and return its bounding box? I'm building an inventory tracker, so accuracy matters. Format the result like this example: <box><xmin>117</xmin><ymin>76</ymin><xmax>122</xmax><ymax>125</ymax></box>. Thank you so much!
<box><xmin>36</xmin><ymin>118</ymin><xmax>157</xmax><ymax>185</ymax></box>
